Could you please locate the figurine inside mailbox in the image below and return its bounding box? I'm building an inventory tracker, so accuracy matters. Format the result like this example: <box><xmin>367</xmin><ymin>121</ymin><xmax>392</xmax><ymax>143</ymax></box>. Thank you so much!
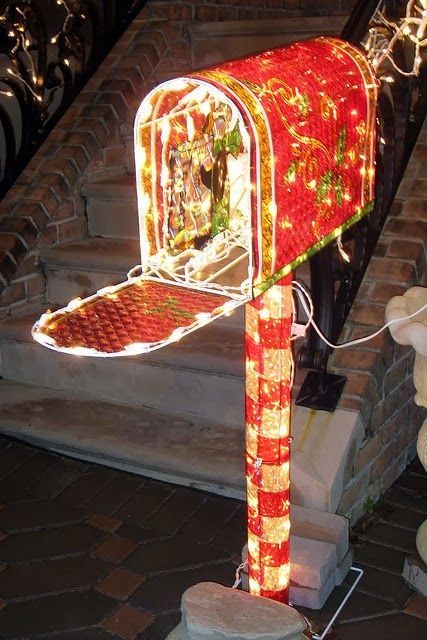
<box><xmin>32</xmin><ymin>37</ymin><xmax>377</xmax><ymax>357</ymax></box>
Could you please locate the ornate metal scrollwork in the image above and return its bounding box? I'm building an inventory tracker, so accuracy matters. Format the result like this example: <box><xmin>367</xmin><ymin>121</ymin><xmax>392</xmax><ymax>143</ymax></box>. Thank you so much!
<box><xmin>0</xmin><ymin>0</ymin><xmax>145</xmax><ymax>197</ymax></box>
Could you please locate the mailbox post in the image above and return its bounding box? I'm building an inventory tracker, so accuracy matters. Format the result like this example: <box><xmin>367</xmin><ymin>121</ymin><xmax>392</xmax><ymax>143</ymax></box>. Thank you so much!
<box><xmin>33</xmin><ymin>37</ymin><xmax>377</xmax><ymax>604</ymax></box>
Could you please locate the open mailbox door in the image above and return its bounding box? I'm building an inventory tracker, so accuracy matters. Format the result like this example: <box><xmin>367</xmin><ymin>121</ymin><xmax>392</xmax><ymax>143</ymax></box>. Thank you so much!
<box><xmin>32</xmin><ymin>37</ymin><xmax>377</xmax><ymax>357</ymax></box>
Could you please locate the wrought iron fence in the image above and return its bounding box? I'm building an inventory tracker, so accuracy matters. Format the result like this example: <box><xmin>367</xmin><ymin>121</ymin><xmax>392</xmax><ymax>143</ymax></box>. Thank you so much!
<box><xmin>296</xmin><ymin>0</ymin><xmax>427</xmax><ymax>410</ymax></box>
<box><xmin>0</xmin><ymin>0</ymin><xmax>145</xmax><ymax>197</ymax></box>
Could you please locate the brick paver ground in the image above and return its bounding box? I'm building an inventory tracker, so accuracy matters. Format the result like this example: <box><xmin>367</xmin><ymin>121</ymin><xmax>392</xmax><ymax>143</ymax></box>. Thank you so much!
<box><xmin>0</xmin><ymin>435</ymin><xmax>425</xmax><ymax>639</ymax></box>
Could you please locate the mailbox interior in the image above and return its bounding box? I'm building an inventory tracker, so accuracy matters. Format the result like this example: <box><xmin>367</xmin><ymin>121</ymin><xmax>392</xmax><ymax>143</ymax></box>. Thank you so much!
<box><xmin>134</xmin><ymin>78</ymin><xmax>253</xmax><ymax>300</ymax></box>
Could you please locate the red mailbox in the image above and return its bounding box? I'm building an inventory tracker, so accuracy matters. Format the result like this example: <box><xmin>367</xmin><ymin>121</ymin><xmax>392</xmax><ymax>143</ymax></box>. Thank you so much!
<box><xmin>33</xmin><ymin>37</ymin><xmax>376</xmax><ymax>357</ymax></box>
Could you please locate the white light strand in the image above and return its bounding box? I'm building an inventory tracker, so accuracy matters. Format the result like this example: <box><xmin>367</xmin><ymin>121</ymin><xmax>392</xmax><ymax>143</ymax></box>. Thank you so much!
<box><xmin>292</xmin><ymin>279</ymin><xmax>427</xmax><ymax>350</ymax></box>
<box><xmin>51</xmin><ymin>0</ymin><xmax>85</xmax><ymax>50</ymax></box>
<box><xmin>232</xmin><ymin>561</ymin><xmax>248</xmax><ymax>589</ymax></box>
<box><xmin>366</xmin><ymin>0</ymin><xmax>427</xmax><ymax>77</ymax></box>
<box><xmin>0</xmin><ymin>6</ymin><xmax>42</xmax><ymax>102</ymax></box>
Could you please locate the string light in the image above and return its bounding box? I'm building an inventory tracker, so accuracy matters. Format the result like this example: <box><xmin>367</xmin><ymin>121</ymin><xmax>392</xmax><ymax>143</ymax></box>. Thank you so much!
<box><xmin>0</xmin><ymin>0</ymin><xmax>87</xmax><ymax>103</ymax></box>
<box><xmin>365</xmin><ymin>0</ymin><xmax>427</xmax><ymax>77</ymax></box>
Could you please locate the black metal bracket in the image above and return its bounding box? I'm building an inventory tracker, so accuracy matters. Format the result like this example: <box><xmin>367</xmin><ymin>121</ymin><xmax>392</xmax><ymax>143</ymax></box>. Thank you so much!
<box><xmin>296</xmin><ymin>371</ymin><xmax>347</xmax><ymax>413</ymax></box>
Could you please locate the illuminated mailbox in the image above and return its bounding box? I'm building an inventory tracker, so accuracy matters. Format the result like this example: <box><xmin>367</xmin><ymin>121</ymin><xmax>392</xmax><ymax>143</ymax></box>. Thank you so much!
<box><xmin>32</xmin><ymin>36</ymin><xmax>377</xmax><ymax>604</ymax></box>
<box><xmin>33</xmin><ymin>37</ymin><xmax>377</xmax><ymax>357</ymax></box>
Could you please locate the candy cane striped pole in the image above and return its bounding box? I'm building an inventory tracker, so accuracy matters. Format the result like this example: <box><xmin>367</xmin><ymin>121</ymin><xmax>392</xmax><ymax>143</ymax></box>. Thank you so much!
<box><xmin>245</xmin><ymin>274</ymin><xmax>293</xmax><ymax>603</ymax></box>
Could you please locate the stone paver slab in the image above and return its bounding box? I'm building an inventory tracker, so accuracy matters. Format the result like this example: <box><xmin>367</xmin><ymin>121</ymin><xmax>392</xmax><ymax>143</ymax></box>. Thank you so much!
<box><xmin>139</xmin><ymin>613</ymin><xmax>181</xmax><ymax>640</ymax></box>
<box><xmin>0</xmin><ymin>590</ymin><xmax>117</xmax><ymax>638</ymax></box>
<box><xmin>182</xmin><ymin>582</ymin><xmax>306</xmax><ymax>640</ymax></box>
<box><xmin>355</xmin><ymin>563</ymin><xmax>414</xmax><ymax>603</ymax></box>
<box><xmin>102</xmin><ymin>603</ymin><xmax>154</xmax><ymax>639</ymax></box>
<box><xmin>98</xmin><ymin>567</ymin><xmax>146</xmax><ymax>600</ymax></box>
<box><xmin>93</xmin><ymin>536</ymin><xmax>139</xmax><ymax>565</ymax></box>
<box><xmin>124</xmin><ymin>536</ymin><xmax>229</xmax><ymax>574</ymax></box>
<box><xmin>355</xmin><ymin>541</ymin><xmax>407</xmax><ymax>575</ymax></box>
<box><xmin>364</xmin><ymin>522</ymin><xmax>418</xmax><ymax>554</ymax></box>
<box><xmin>42</xmin><ymin>631</ymin><xmax>121</xmax><ymax>640</ymax></box>
<box><xmin>336</xmin><ymin>613</ymin><xmax>427</xmax><ymax>639</ymax></box>
<box><xmin>0</xmin><ymin>555</ymin><xmax>109</xmax><ymax>599</ymax></box>
<box><xmin>0</xmin><ymin>523</ymin><xmax>103</xmax><ymax>563</ymax></box>
<box><xmin>144</xmin><ymin>488</ymin><xmax>207</xmax><ymax>533</ymax></box>
<box><xmin>131</xmin><ymin>563</ymin><xmax>236</xmax><ymax>614</ymax></box>
<box><xmin>0</xmin><ymin>499</ymin><xmax>86</xmax><ymax>532</ymax></box>
<box><xmin>404</xmin><ymin>593</ymin><xmax>427</xmax><ymax>621</ymax></box>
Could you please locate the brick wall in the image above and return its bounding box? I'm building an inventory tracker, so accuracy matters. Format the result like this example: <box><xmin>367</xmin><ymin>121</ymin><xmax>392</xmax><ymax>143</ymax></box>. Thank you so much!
<box><xmin>332</xmin><ymin>157</ymin><xmax>427</xmax><ymax>523</ymax></box>
<box><xmin>0</xmin><ymin>12</ymin><xmax>167</xmax><ymax>319</ymax></box>
<box><xmin>0</xmin><ymin>0</ymin><xmax>424</xmax><ymax>524</ymax></box>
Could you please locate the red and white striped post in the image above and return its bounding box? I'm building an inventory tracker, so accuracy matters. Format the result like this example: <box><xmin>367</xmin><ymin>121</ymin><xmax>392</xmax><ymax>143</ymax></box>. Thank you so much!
<box><xmin>245</xmin><ymin>273</ymin><xmax>293</xmax><ymax>603</ymax></box>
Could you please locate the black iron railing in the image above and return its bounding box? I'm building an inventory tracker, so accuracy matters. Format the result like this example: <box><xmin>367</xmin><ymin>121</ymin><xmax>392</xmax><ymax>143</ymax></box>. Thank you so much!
<box><xmin>296</xmin><ymin>0</ymin><xmax>427</xmax><ymax>411</ymax></box>
<box><xmin>0</xmin><ymin>0</ymin><xmax>145</xmax><ymax>197</ymax></box>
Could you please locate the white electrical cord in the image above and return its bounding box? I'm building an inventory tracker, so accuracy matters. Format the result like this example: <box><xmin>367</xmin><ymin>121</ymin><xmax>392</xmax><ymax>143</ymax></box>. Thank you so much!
<box><xmin>292</xmin><ymin>279</ymin><xmax>427</xmax><ymax>350</ymax></box>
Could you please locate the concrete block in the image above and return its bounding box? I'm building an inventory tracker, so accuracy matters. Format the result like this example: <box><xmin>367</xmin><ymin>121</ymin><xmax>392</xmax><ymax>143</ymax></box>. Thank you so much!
<box><xmin>289</xmin><ymin>570</ymin><xmax>335</xmax><ymax>610</ymax></box>
<box><xmin>181</xmin><ymin>582</ymin><xmax>307</xmax><ymax>640</ymax></box>
<box><xmin>242</xmin><ymin>517</ymin><xmax>350</xmax><ymax>608</ymax></box>
<box><xmin>242</xmin><ymin>534</ymin><xmax>337</xmax><ymax>593</ymax></box>
<box><xmin>87</xmin><ymin>198</ymin><xmax>139</xmax><ymax>239</ymax></box>
<box><xmin>335</xmin><ymin>548</ymin><xmax>354</xmax><ymax>585</ymax></box>
<box><xmin>40</xmin><ymin>237</ymin><xmax>139</xmax><ymax>306</ymax></box>
<box><xmin>291</xmin><ymin>406</ymin><xmax>365</xmax><ymax>512</ymax></box>
<box><xmin>403</xmin><ymin>555</ymin><xmax>427</xmax><ymax>597</ymax></box>
<box><xmin>190</xmin><ymin>17</ymin><xmax>345</xmax><ymax>68</ymax></box>
<box><xmin>291</xmin><ymin>505</ymin><xmax>349</xmax><ymax>564</ymax></box>
<box><xmin>291</xmin><ymin>537</ymin><xmax>337</xmax><ymax>590</ymax></box>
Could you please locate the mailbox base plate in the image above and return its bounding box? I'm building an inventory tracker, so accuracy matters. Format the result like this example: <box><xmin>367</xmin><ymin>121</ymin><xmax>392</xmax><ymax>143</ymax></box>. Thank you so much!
<box><xmin>295</xmin><ymin>371</ymin><xmax>347</xmax><ymax>413</ymax></box>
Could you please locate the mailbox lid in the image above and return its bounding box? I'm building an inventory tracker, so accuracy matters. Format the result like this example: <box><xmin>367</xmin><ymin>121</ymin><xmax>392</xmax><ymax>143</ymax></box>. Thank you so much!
<box><xmin>32</xmin><ymin>278</ymin><xmax>243</xmax><ymax>357</ymax></box>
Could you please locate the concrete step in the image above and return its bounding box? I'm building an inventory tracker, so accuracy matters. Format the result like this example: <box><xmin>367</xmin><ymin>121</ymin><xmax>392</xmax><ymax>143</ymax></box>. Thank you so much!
<box><xmin>40</xmin><ymin>237</ymin><xmax>140</xmax><ymax>306</ymax></box>
<box><xmin>0</xmin><ymin>312</ymin><xmax>245</xmax><ymax>425</ymax></box>
<box><xmin>0</xmin><ymin>379</ymin><xmax>245</xmax><ymax>498</ymax></box>
<box><xmin>190</xmin><ymin>16</ymin><xmax>347</xmax><ymax>68</ymax></box>
<box><xmin>0</xmin><ymin>306</ymin><xmax>365</xmax><ymax>514</ymax></box>
<box><xmin>82</xmin><ymin>176</ymin><xmax>138</xmax><ymax>240</ymax></box>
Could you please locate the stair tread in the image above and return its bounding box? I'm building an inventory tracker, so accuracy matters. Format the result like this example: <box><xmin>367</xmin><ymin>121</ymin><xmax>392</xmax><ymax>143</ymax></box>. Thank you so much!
<box><xmin>40</xmin><ymin>237</ymin><xmax>140</xmax><ymax>272</ymax></box>
<box><xmin>82</xmin><ymin>174</ymin><xmax>137</xmax><ymax>200</ymax></box>
<box><xmin>0</xmin><ymin>379</ymin><xmax>245</xmax><ymax>497</ymax></box>
<box><xmin>0</xmin><ymin>310</ymin><xmax>244</xmax><ymax>376</ymax></box>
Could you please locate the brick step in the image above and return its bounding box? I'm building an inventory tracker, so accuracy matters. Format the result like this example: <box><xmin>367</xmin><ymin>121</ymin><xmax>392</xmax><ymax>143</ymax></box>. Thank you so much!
<box><xmin>82</xmin><ymin>176</ymin><xmax>138</xmax><ymax>240</ymax></box>
<box><xmin>189</xmin><ymin>16</ymin><xmax>346</xmax><ymax>69</ymax></box>
<box><xmin>0</xmin><ymin>312</ymin><xmax>245</xmax><ymax>426</ymax></box>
